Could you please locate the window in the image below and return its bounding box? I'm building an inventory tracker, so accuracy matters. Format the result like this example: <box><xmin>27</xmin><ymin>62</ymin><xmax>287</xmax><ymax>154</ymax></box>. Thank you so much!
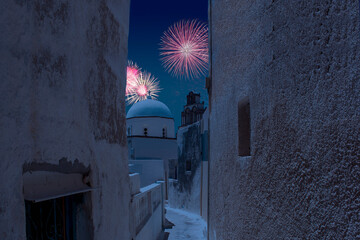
<box><xmin>168</xmin><ymin>159</ymin><xmax>178</xmax><ymax>179</ymax></box>
<box><xmin>185</xmin><ymin>108</ymin><xmax>191</xmax><ymax>125</ymax></box>
<box><xmin>238</xmin><ymin>98</ymin><xmax>251</xmax><ymax>156</ymax></box>
<box><xmin>186</xmin><ymin>160</ymin><xmax>191</xmax><ymax>172</ymax></box>
<box><xmin>25</xmin><ymin>194</ymin><xmax>91</xmax><ymax>239</ymax></box>
<box><xmin>162</xmin><ymin>128</ymin><xmax>167</xmax><ymax>138</ymax></box>
<box><xmin>144</xmin><ymin>128</ymin><xmax>148</xmax><ymax>136</ymax></box>
<box><xmin>181</xmin><ymin>112</ymin><xmax>185</xmax><ymax>126</ymax></box>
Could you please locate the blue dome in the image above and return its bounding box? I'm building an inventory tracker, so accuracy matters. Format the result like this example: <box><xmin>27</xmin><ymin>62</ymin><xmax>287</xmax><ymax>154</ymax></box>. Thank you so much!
<box><xmin>126</xmin><ymin>99</ymin><xmax>173</xmax><ymax>119</ymax></box>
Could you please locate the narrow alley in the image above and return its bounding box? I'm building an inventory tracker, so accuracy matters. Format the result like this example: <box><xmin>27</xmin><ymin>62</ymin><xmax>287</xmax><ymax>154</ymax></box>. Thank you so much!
<box><xmin>165</xmin><ymin>207</ymin><xmax>207</xmax><ymax>240</ymax></box>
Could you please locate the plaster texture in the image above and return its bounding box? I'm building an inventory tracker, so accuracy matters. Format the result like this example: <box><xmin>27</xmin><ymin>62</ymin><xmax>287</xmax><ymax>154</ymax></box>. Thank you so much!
<box><xmin>129</xmin><ymin>159</ymin><xmax>165</xmax><ymax>187</ymax></box>
<box><xmin>128</xmin><ymin>137</ymin><xmax>178</xmax><ymax>161</ymax></box>
<box><xmin>208</xmin><ymin>0</ymin><xmax>360</xmax><ymax>239</ymax></box>
<box><xmin>169</xmin><ymin>122</ymin><xmax>202</xmax><ymax>214</ymax></box>
<box><xmin>130</xmin><ymin>183</ymin><xmax>164</xmax><ymax>240</ymax></box>
<box><xmin>0</xmin><ymin>0</ymin><xmax>131</xmax><ymax>239</ymax></box>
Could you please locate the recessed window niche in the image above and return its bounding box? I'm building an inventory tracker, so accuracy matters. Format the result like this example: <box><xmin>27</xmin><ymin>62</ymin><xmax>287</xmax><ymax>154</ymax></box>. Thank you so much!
<box><xmin>238</xmin><ymin>97</ymin><xmax>251</xmax><ymax>156</ymax></box>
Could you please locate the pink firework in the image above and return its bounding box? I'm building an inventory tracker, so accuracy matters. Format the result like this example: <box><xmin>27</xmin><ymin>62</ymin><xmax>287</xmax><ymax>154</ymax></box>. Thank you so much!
<box><xmin>159</xmin><ymin>19</ymin><xmax>209</xmax><ymax>79</ymax></box>
<box><xmin>126</xmin><ymin>72</ymin><xmax>161</xmax><ymax>105</ymax></box>
<box><xmin>126</xmin><ymin>61</ymin><xmax>140</xmax><ymax>95</ymax></box>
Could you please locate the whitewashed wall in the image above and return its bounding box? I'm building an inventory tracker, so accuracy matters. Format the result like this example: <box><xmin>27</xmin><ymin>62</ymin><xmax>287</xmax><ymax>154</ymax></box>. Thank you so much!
<box><xmin>127</xmin><ymin>117</ymin><xmax>175</xmax><ymax>138</ymax></box>
<box><xmin>0</xmin><ymin>0</ymin><xmax>131</xmax><ymax>239</ymax></box>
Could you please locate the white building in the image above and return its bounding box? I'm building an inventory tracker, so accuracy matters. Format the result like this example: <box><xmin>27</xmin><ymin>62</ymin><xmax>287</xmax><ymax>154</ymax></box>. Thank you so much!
<box><xmin>127</xmin><ymin>98</ymin><xmax>178</xmax><ymax>198</ymax></box>
<box><xmin>0</xmin><ymin>0</ymin><xmax>132</xmax><ymax>239</ymax></box>
<box><xmin>168</xmin><ymin>92</ymin><xmax>208</xmax><ymax>222</ymax></box>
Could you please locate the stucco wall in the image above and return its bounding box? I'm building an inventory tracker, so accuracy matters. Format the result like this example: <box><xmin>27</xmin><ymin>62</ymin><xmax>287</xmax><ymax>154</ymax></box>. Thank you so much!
<box><xmin>129</xmin><ymin>159</ymin><xmax>165</xmax><ymax>187</ymax></box>
<box><xmin>0</xmin><ymin>0</ymin><xmax>131</xmax><ymax>239</ymax></box>
<box><xmin>169</xmin><ymin>122</ymin><xmax>202</xmax><ymax>213</ymax></box>
<box><xmin>128</xmin><ymin>137</ymin><xmax>178</xmax><ymax>160</ymax></box>
<box><xmin>209</xmin><ymin>0</ymin><xmax>360</xmax><ymax>239</ymax></box>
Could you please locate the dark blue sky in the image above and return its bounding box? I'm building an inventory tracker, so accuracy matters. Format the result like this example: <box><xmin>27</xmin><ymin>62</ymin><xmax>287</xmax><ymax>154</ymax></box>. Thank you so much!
<box><xmin>127</xmin><ymin>0</ymin><xmax>209</xmax><ymax>131</ymax></box>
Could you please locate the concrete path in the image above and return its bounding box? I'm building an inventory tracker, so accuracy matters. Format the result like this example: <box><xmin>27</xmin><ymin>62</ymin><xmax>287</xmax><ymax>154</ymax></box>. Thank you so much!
<box><xmin>165</xmin><ymin>207</ymin><xmax>207</xmax><ymax>240</ymax></box>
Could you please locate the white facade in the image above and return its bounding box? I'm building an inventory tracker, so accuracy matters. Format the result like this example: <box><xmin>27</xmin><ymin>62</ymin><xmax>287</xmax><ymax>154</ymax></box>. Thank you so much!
<box><xmin>129</xmin><ymin>137</ymin><xmax>178</xmax><ymax>160</ymax></box>
<box><xmin>129</xmin><ymin>173</ymin><xmax>165</xmax><ymax>240</ymax></box>
<box><xmin>129</xmin><ymin>159</ymin><xmax>165</xmax><ymax>187</ymax></box>
<box><xmin>127</xmin><ymin>117</ymin><xmax>175</xmax><ymax>138</ymax></box>
<box><xmin>168</xmin><ymin>108</ymin><xmax>209</xmax><ymax>220</ymax></box>
<box><xmin>127</xmin><ymin>99</ymin><xmax>175</xmax><ymax>138</ymax></box>
<box><xmin>127</xmin><ymin>99</ymin><xmax>178</xmax><ymax>199</ymax></box>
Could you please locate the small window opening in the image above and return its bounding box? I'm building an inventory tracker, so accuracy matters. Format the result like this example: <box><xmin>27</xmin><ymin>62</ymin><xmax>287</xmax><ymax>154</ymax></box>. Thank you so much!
<box><xmin>144</xmin><ymin>128</ymin><xmax>148</xmax><ymax>136</ymax></box>
<box><xmin>238</xmin><ymin>98</ymin><xmax>251</xmax><ymax>156</ymax></box>
<box><xmin>185</xmin><ymin>160</ymin><xmax>191</xmax><ymax>172</ymax></box>
<box><xmin>168</xmin><ymin>159</ymin><xmax>178</xmax><ymax>179</ymax></box>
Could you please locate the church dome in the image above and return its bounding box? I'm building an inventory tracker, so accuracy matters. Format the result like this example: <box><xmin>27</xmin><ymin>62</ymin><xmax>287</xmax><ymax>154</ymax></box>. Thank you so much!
<box><xmin>126</xmin><ymin>99</ymin><xmax>173</xmax><ymax>119</ymax></box>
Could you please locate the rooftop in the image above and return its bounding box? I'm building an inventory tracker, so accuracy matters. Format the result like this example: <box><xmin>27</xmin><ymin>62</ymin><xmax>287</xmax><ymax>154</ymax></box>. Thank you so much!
<box><xmin>126</xmin><ymin>99</ymin><xmax>173</xmax><ymax>119</ymax></box>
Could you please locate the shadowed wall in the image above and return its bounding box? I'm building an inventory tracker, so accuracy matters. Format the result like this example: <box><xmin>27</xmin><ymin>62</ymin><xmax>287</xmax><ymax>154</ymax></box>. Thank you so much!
<box><xmin>208</xmin><ymin>1</ymin><xmax>360</xmax><ymax>239</ymax></box>
<box><xmin>0</xmin><ymin>0</ymin><xmax>131</xmax><ymax>239</ymax></box>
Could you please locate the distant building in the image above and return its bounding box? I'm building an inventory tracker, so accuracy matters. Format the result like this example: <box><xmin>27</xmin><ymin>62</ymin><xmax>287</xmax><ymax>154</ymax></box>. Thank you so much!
<box><xmin>126</xmin><ymin>98</ymin><xmax>178</xmax><ymax>198</ymax></box>
<box><xmin>168</xmin><ymin>93</ymin><xmax>209</xmax><ymax>222</ymax></box>
<box><xmin>181</xmin><ymin>91</ymin><xmax>206</xmax><ymax>127</ymax></box>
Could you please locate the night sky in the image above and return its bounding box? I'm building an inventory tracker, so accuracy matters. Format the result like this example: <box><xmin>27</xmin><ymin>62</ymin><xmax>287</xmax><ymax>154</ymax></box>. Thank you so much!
<box><xmin>127</xmin><ymin>0</ymin><xmax>209</xmax><ymax>131</ymax></box>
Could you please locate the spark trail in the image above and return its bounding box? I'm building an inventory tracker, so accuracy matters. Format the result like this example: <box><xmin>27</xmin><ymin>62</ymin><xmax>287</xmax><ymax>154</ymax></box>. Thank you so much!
<box><xmin>126</xmin><ymin>71</ymin><xmax>161</xmax><ymax>105</ymax></box>
<box><xmin>126</xmin><ymin>61</ymin><xmax>140</xmax><ymax>95</ymax></box>
<box><xmin>160</xmin><ymin>20</ymin><xmax>209</xmax><ymax>79</ymax></box>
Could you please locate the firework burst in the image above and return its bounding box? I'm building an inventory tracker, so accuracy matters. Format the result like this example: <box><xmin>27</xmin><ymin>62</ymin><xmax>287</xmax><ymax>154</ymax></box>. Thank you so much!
<box><xmin>126</xmin><ymin>61</ymin><xmax>141</xmax><ymax>95</ymax></box>
<box><xmin>159</xmin><ymin>19</ymin><xmax>209</xmax><ymax>79</ymax></box>
<box><xmin>126</xmin><ymin>71</ymin><xmax>161</xmax><ymax>105</ymax></box>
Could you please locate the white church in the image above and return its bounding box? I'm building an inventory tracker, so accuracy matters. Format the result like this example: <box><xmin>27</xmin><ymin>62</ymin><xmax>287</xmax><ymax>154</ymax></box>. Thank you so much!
<box><xmin>126</xmin><ymin>98</ymin><xmax>178</xmax><ymax>198</ymax></box>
